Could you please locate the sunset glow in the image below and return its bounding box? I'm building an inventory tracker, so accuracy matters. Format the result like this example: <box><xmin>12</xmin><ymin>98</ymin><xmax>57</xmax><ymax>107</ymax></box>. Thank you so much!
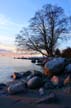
<box><xmin>0</xmin><ymin>44</ymin><xmax>16</xmax><ymax>52</ymax></box>
<box><xmin>0</xmin><ymin>0</ymin><xmax>71</xmax><ymax>53</ymax></box>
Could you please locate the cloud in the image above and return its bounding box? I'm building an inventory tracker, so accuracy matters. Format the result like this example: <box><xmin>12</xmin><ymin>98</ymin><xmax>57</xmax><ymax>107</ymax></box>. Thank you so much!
<box><xmin>0</xmin><ymin>35</ymin><xmax>14</xmax><ymax>44</ymax></box>
<box><xmin>0</xmin><ymin>14</ymin><xmax>23</xmax><ymax>30</ymax></box>
<box><xmin>0</xmin><ymin>35</ymin><xmax>16</xmax><ymax>51</ymax></box>
<box><xmin>0</xmin><ymin>43</ymin><xmax>16</xmax><ymax>52</ymax></box>
<box><xmin>0</xmin><ymin>14</ymin><xmax>24</xmax><ymax>51</ymax></box>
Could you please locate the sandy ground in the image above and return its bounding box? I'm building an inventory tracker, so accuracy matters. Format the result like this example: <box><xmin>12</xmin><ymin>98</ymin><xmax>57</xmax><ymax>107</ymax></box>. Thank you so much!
<box><xmin>0</xmin><ymin>87</ymin><xmax>71</xmax><ymax>108</ymax></box>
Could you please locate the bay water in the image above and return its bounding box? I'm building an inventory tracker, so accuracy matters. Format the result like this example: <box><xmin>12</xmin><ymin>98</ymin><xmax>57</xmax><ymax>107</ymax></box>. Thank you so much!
<box><xmin>0</xmin><ymin>57</ymin><xmax>42</xmax><ymax>83</ymax></box>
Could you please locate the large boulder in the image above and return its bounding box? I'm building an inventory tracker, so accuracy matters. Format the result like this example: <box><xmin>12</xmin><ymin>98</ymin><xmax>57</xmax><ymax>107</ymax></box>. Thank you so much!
<box><xmin>7</xmin><ymin>81</ymin><xmax>27</xmax><ymax>94</ymax></box>
<box><xmin>27</xmin><ymin>76</ymin><xmax>43</xmax><ymax>89</ymax></box>
<box><xmin>44</xmin><ymin>57</ymin><xmax>65</xmax><ymax>76</ymax></box>
<box><xmin>64</xmin><ymin>64</ymin><xmax>71</xmax><ymax>74</ymax></box>
<box><xmin>26</xmin><ymin>71</ymin><xmax>43</xmax><ymax>81</ymax></box>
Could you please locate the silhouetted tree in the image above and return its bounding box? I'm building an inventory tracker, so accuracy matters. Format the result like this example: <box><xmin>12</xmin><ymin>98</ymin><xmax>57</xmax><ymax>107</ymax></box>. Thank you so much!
<box><xmin>15</xmin><ymin>4</ymin><xmax>70</xmax><ymax>56</ymax></box>
<box><xmin>55</xmin><ymin>48</ymin><xmax>61</xmax><ymax>56</ymax></box>
<box><xmin>61</xmin><ymin>47</ymin><xmax>71</xmax><ymax>58</ymax></box>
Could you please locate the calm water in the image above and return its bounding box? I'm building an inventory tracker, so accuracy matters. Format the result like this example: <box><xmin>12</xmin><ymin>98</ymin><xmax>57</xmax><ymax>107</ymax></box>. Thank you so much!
<box><xmin>0</xmin><ymin>57</ymin><xmax>42</xmax><ymax>83</ymax></box>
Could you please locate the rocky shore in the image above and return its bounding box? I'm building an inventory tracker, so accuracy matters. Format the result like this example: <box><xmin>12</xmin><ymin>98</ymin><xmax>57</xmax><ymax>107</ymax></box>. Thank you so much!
<box><xmin>0</xmin><ymin>57</ymin><xmax>71</xmax><ymax>108</ymax></box>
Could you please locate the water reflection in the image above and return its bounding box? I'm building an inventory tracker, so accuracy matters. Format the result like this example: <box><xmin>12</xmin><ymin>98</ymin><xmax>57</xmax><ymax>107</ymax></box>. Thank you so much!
<box><xmin>0</xmin><ymin>57</ymin><xmax>42</xmax><ymax>83</ymax></box>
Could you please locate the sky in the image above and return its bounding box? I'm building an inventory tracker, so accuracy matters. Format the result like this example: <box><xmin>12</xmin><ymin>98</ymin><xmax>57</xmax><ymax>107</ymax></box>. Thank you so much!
<box><xmin>0</xmin><ymin>0</ymin><xmax>71</xmax><ymax>51</ymax></box>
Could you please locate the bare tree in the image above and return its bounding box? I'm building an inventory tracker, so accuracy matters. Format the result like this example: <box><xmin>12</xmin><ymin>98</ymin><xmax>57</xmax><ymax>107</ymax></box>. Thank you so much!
<box><xmin>15</xmin><ymin>4</ymin><xmax>70</xmax><ymax>56</ymax></box>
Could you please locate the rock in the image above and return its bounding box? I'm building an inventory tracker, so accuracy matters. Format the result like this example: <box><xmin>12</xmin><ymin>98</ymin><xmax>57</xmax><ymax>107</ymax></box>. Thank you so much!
<box><xmin>51</xmin><ymin>76</ymin><xmax>59</xmax><ymax>86</ymax></box>
<box><xmin>27</xmin><ymin>76</ymin><xmax>44</xmax><ymax>89</ymax></box>
<box><xmin>11</xmin><ymin>72</ymin><xmax>22</xmax><ymax>80</ymax></box>
<box><xmin>0</xmin><ymin>91</ymin><xmax>9</xmax><ymax>96</ymax></box>
<box><xmin>64</xmin><ymin>87</ymin><xmax>71</xmax><ymax>94</ymax></box>
<box><xmin>32</xmin><ymin>71</ymin><xmax>43</xmax><ymax>78</ymax></box>
<box><xmin>31</xmin><ymin>59</ymin><xmax>36</xmax><ymax>63</ymax></box>
<box><xmin>0</xmin><ymin>84</ymin><xmax>8</xmax><ymax>96</ymax></box>
<box><xmin>64</xmin><ymin>64</ymin><xmax>71</xmax><ymax>74</ymax></box>
<box><xmin>34</xmin><ymin>92</ymin><xmax>59</xmax><ymax>104</ymax></box>
<box><xmin>27</xmin><ymin>74</ymin><xmax>33</xmax><ymax>81</ymax></box>
<box><xmin>44</xmin><ymin>57</ymin><xmax>65</xmax><ymax>76</ymax></box>
<box><xmin>58</xmin><ymin>77</ymin><xmax>64</xmax><ymax>88</ymax></box>
<box><xmin>0</xmin><ymin>83</ymin><xmax>7</xmax><ymax>90</ymax></box>
<box><xmin>23</xmin><ymin>71</ymin><xmax>32</xmax><ymax>77</ymax></box>
<box><xmin>51</xmin><ymin>76</ymin><xmax>64</xmax><ymax>88</ymax></box>
<box><xmin>44</xmin><ymin>78</ymin><xmax>54</xmax><ymax>89</ymax></box>
<box><xmin>43</xmin><ymin>67</ymin><xmax>51</xmax><ymax>77</ymax></box>
<box><xmin>27</xmin><ymin>71</ymin><xmax>43</xmax><ymax>81</ymax></box>
<box><xmin>64</xmin><ymin>75</ymin><xmax>71</xmax><ymax>85</ymax></box>
<box><xmin>7</xmin><ymin>81</ymin><xmax>27</xmax><ymax>94</ymax></box>
<box><xmin>42</xmin><ymin>57</ymin><xmax>53</xmax><ymax>66</ymax></box>
<box><xmin>39</xmin><ymin>88</ymin><xmax>45</xmax><ymax>96</ymax></box>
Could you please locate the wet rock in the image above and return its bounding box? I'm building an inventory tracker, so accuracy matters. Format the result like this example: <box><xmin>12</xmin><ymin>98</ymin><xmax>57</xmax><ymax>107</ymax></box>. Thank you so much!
<box><xmin>11</xmin><ymin>72</ymin><xmax>22</xmax><ymax>80</ymax></box>
<box><xmin>27</xmin><ymin>76</ymin><xmax>44</xmax><ymax>89</ymax></box>
<box><xmin>44</xmin><ymin>57</ymin><xmax>65</xmax><ymax>76</ymax></box>
<box><xmin>7</xmin><ymin>81</ymin><xmax>27</xmax><ymax>94</ymax></box>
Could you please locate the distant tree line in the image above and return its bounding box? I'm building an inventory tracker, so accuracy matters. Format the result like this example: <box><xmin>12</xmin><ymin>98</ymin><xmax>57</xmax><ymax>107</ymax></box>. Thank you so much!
<box><xmin>55</xmin><ymin>47</ymin><xmax>71</xmax><ymax>58</ymax></box>
<box><xmin>15</xmin><ymin>4</ymin><xmax>71</xmax><ymax>56</ymax></box>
